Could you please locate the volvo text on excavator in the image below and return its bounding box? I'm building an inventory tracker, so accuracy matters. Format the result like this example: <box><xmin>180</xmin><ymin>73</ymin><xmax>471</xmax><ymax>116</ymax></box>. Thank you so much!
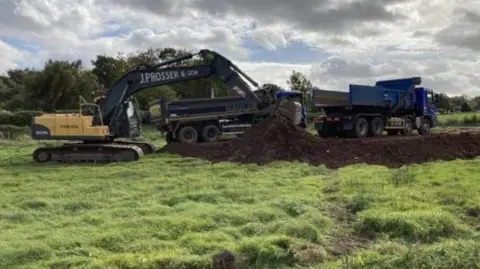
<box><xmin>30</xmin><ymin>49</ymin><xmax>305</xmax><ymax>163</ymax></box>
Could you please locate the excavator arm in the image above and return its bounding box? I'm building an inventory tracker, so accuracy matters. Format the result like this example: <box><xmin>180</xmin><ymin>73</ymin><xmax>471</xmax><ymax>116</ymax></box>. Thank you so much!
<box><xmin>99</xmin><ymin>49</ymin><xmax>263</xmax><ymax>134</ymax></box>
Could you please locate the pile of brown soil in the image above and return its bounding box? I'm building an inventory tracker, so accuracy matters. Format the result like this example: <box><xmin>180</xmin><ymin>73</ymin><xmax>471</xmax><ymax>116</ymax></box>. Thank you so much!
<box><xmin>159</xmin><ymin>116</ymin><xmax>480</xmax><ymax>168</ymax></box>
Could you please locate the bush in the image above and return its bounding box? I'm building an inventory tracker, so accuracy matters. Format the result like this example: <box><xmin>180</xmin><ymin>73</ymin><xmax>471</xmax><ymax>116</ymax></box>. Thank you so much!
<box><xmin>0</xmin><ymin>125</ymin><xmax>30</xmax><ymax>140</ymax></box>
<box><xmin>463</xmin><ymin>114</ymin><xmax>479</xmax><ymax>125</ymax></box>
<box><xmin>139</xmin><ymin>110</ymin><xmax>151</xmax><ymax>124</ymax></box>
<box><xmin>10</xmin><ymin>111</ymin><xmax>44</xmax><ymax>126</ymax></box>
<box><xmin>54</xmin><ymin>110</ymin><xmax>79</xmax><ymax>113</ymax></box>
<box><xmin>0</xmin><ymin>110</ymin><xmax>44</xmax><ymax>127</ymax></box>
<box><xmin>0</xmin><ymin>111</ymin><xmax>14</xmax><ymax>125</ymax></box>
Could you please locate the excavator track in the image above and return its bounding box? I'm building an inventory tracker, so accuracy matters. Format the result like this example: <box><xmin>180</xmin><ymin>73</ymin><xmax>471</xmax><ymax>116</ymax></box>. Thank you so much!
<box><xmin>111</xmin><ymin>139</ymin><xmax>157</xmax><ymax>154</ymax></box>
<box><xmin>32</xmin><ymin>143</ymin><xmax>144</xmax><ymax>163</ymax></box>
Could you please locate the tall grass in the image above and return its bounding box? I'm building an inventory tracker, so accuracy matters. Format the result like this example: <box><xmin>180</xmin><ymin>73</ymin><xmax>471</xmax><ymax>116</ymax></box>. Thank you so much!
<box><xmin>437</xmin><ymin>112</ymin><xmax>480</xmax><ymax>126</ymax></box>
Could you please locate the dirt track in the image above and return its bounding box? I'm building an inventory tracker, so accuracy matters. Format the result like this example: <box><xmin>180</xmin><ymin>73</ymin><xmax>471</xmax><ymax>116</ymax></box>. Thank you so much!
<box><xmin>160</xmin><ymin>116</ymin><xmax>480</xmax><ymax>169</ymax></box>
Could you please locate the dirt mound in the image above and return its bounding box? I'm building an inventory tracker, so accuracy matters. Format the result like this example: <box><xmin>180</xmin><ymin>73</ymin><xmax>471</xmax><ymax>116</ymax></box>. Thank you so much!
<box><xmin>160</xmin><ymin>116</ymin><xmax>480</xmax><ymax>168</ymax></box>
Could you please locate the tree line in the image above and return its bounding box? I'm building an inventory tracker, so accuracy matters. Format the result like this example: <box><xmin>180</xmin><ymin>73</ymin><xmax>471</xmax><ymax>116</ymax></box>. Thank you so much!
<box><xmin>0</xmin><ymin>46</ymin><xmax>477</xmax><ymax>114</ymax></box>
<box><xmin>435</xmin><ymin>94</ymin><xmax>480</xmax><ymax>113</ymax></box>
<box><xmin>0</xmin><ymin>47</ymin><xmax>314</xmax><ymax>113</ymax></box>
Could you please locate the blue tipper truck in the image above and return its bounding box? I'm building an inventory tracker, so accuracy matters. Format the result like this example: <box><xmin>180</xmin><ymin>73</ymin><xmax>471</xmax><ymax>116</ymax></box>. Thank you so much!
<box><xmin>312</xmin><ymin>77</ymin><xmax>440</xmax><ymax>138</ymax></box>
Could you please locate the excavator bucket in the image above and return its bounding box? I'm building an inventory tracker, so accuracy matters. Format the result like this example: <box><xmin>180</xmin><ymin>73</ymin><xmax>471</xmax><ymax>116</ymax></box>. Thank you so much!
<box><xmin>275</xmin><ymin>99</ymin><xmax>304</xmax><ymax>126</ymax></box>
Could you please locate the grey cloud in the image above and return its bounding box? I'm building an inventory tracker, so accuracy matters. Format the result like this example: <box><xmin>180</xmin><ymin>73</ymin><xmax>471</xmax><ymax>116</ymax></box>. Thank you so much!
<box><xmin>421</xmin><ymin>76</ymin><xmax>465</xmax><ymax>95</ymax></box>
<box><xmin>97</xmin><ymin>0</ymin><xmax>188</xmax><ymax>17</ymax></box>
<box><xmin>102</xmin><ymin>0</ymin><xmax>409</xmax><ymax>36</ymax></box>
<box><xmin>315</xmin><ymin>56</ymin><xmax>376</xmax><ymax>77</ymax></box>
<box><xmin>191</xmin><ymin>0</ymin><xmax>405</xmax><ymax>32</ymax></box>
<box><xmin>0</xmin><ymin>0</ymin><xmax>47</xmax><ymax>34</ymax></box>
<box><xmin>125</xmin><ymin>27</ymin><xmax>235</xmax><ymax>47</ymax></box>
<box><xmin>434</xmin><ymin>8</ymin><xmax>480</xmax><ymax>51</ymax></box>
<box><xmin>122</xmin><ymin>26</ymin><xmax>250</xmax><ymax>60</ymax></box>
<box><xmin>0</xmin><ymin>0</ymin><xmax>103</xmax><ymax>42</ymax></box>
<box><xmin>454</xmin><ymin>7</ymin><xmax>480</xmax><ymax>23</ymax></box>
<box><xmin>329</xmin><ymin>37</ymin><xmax>355</xmax><ymax>46</ymax></box>
<box><xmin>412</xmin><ymin>30</ymin><xmax>430</xmax><ymax>37</ymax></box>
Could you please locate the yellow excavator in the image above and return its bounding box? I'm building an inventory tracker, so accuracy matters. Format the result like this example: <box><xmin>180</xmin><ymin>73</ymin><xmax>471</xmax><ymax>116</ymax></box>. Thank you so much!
<box><xmin>30</xmin><ymin>49</ymin><xmax>306</xmax><ymax>163</ymax></box>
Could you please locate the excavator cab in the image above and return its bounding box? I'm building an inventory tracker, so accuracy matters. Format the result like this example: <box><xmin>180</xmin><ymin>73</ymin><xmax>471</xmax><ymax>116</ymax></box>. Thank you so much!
<box><xmin>124</xmin><ymin>98</ymin><xmax>142</xmax><ymax>138</ymax></box>
<box><xmin>81</xmin><ymin>97</ymin><xmax>104</xmax><ymax>126</ymax></box>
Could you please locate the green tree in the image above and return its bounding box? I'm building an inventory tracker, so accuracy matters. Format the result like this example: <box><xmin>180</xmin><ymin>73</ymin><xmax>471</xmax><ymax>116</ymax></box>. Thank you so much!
<box><xmin>287</xmin><ymin>70</ymin><xmax>313</xmax><ymax>110</ymax></box>
<box><xmin>449</xmin><ymin>95</ymin><xmax>466</xmax><ymax>111</ymax></box>
<box><xmin>461</xmin><ymin>101</ymin><xmax>472</xmax><ymax>112</ymax></box>
<box><xmin>436</xmin><ymin>93</ymin><xmax>451</xmax><ymax>111</ymax></box>
<box><xmin>22</xmin><ymin>59</ymin><xmax>101</xmax><ymax>112</ymax></box>
<box><xmin>261</xmin><ymin>83</ymin><xmax>283</xmax><ymax>94</ymax></box>
<box><xmin>0</xmin><ymin>69</ymin><xmax>35</xmax><ymax>111</ymax></box>
<box><xmin>91</xmin><ymin>54</ymin><xmax>128</xmax><ymax>88</ymax></box>
<box><xmin>472</xmin><ymin>96</ymin><xmax>480</xmax><ymax>111</ymax></box>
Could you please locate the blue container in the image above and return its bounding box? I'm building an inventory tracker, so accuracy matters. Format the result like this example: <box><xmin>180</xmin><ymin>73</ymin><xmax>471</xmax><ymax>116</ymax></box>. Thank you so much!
<box><xmin>349</xmin><ymin>85</ymin><xmax>415</xmax><ymax>109</ymax></box>
<box><xmin>348</xmin><ymin>77</ymin><xmax>420</xmax><ymax>109</ymax></box>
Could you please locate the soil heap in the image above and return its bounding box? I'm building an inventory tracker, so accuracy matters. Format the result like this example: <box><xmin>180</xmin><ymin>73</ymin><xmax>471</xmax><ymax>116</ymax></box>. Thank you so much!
<box><xmin>160</xmin><ymin>115</ymin><xmax>480</xmax><ymax>168</ymax></box>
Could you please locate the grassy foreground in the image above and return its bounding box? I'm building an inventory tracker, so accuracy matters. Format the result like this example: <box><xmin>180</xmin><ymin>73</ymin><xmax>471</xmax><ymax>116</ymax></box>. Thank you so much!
<box><xmin>1</xmin><ymin>131</ymin><xmax>480</xmax><ymax>269</ymax></box>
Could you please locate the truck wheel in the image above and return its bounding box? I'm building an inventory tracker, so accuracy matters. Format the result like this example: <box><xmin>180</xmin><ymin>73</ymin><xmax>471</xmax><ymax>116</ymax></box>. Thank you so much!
<box><xmin>400</xmin><ymin>118</ymin><xmax>413</xmax><ymax>135</ymax></box>
<box><xmin>369</xmin><ymin>117</ymin><xmax>384</xmax><ymax>137</ymax></box>
<box><xmin>354</xmin><ymin>117</ymin><xmax>368</xmax><ymax>138</ymax></box>
<box><xmin>201</xmin><ymin>124</ymin><xmax>220</xmax><ymax>143</ymax></box>
<box><xmin>165</xmin><ymin>131</ymin><xmax>175</xmax><ymax>143</ymax></box>
<box><xmin>418</xmin><ymin>118</ymin><xmax>431</xmax><ymax>135</ymax></box>
<box><xmin>317</xmin><ymin>128</ymin><xmax>331</xmax><ymax>138</ymax></box>
<box><xmin>177</xmin><ymin>126</ymin><xmax>198</xmax><ymax>144</ymax></box>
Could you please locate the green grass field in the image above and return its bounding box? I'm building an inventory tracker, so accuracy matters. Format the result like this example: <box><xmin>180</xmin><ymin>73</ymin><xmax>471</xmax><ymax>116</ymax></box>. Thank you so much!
<box><xmin>1</xmin><ymin>129</ymin><xmax>480</xmax><ymax>269</ymax></box>
<box><xmin>437</xmin><ymin>112</ymin><xmax>480</xmax><ymax>126</ymax></box>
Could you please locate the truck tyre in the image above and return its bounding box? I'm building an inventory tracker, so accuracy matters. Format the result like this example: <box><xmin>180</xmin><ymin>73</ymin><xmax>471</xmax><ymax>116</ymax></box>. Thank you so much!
<box><xmin>400</xmin><ymin>118</ymin><xmax>413</xmax><ymax>136</ymax></box>
<box><xmin>165</xmin><ymin>131</ymin><xmax>174</xmax><ymax>143</ymax></box>
<box><xmin>369</xmin><ymin>117</ymin><xmax>384</xmax><ymax>137</ymax></box>
<box><xmin>317</xmin><ymin>128</ymin><xmax>330</xmax><ymax>138</ymax></box>
<box><xmin>317</xmin><ymin>124</ymin><xmax>334</xmax><ymax>138</ymax></box>
<box><xmin>353</xmin><ymin>117</ymin><xmax>368</xmax><ymax>138</ymax></box>
<box><xmin>201</xmin><ymin>124</ymin><xmax>221</xmax><ymax>143</ymax></box>
<box><xmin>418</xmin><ymin>118</ymin><xmax>431</xmax><ymax>135</ymax></box>
<box><xmin>177</xmin><ymin>126</ymin><xmax>198</xmax><ymax>144</ymax></box>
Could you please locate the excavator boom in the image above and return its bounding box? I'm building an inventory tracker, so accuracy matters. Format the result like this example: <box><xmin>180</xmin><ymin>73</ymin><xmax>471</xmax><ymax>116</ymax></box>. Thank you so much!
<box><xmin>100</xmin><ymin>49</ymin><xmax>262</xmax><ymax>132</ymax></box>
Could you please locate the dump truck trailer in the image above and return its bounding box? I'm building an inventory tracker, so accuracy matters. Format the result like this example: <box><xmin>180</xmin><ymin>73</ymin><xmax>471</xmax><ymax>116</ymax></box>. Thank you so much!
<box><xmin>312</xmin><ymin>77</ymin><xmax>439</xmax><ymax>138</ymax></box>
<box><xmin>150</xmin><ymin>90</ymin><xmax>307</xmax><ymax>144</ymax></box>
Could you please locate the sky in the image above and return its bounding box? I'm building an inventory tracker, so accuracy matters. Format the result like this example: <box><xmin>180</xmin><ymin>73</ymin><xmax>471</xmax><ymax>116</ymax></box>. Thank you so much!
<box><xmin>0</xmin><ymin>0</ymin><xmax>479</xmax><ymax>96</ymax></box>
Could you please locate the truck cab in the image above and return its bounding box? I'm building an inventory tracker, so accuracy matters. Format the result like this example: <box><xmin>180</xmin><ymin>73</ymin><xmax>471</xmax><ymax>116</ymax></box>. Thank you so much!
<box><xmin>416</xmin><ymin>87</ymin><xmax>439</xmax><ymax>132</ymax></box>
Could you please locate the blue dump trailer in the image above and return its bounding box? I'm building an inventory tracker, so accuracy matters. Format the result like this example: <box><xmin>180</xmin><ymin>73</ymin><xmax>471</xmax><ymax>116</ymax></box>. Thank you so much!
<box><xmin>149</xmin><ymin>89</ymin><xmax>307</xmax><ymax>143</ymax></box>
<box><xmin>312</xmin><ymin>77</ymin><xmax>439</xmax><ymax>138</ymax></box>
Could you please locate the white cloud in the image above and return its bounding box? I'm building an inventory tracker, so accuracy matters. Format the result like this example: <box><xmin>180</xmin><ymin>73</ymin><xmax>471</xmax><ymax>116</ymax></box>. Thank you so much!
<box><xmin>0</xmin><ymin>0</ymin><xmax>479</xmax><ymax>97</ymax></box>
<box><xmin>251</xmin><ymin>27</ymin><xmax>289</xmax><ymax>50</ymax></box>
<box><xmin>237</xmin><ymin>61</ymin><xmax>311</xmax><ymax>88</ymax></box>
<box><xmin>0</xmin><ymin>40</ymin><xmax>28</xmax><ymax>71</ymax></box>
